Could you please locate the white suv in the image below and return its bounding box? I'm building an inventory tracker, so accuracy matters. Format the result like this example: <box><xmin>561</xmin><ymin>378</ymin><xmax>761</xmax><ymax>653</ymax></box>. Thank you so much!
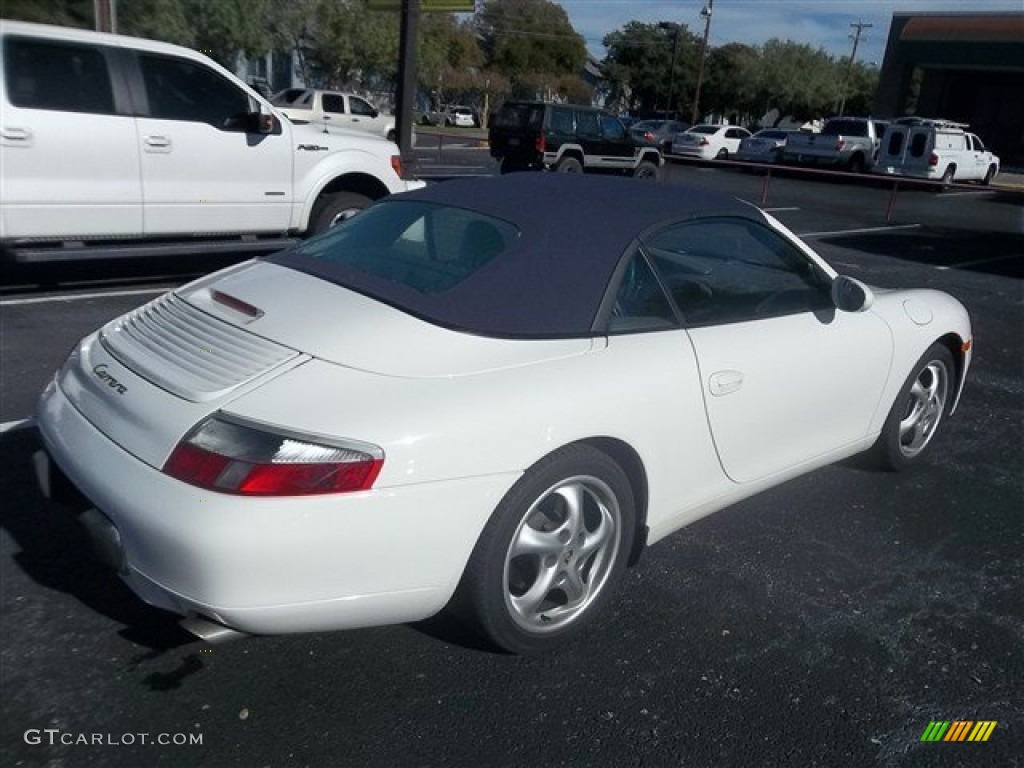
<box><xmin>0</xmin><ymin>20</ymin><xmax>423</xmax><ymax>263</ymax></box>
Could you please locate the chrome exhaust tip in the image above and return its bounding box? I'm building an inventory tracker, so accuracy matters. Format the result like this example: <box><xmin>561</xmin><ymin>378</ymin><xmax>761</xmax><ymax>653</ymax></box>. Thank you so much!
<box><xmin>179</xmin><ymin>616</ymin><xmax>248</xmax><ymax>644</ymax></box>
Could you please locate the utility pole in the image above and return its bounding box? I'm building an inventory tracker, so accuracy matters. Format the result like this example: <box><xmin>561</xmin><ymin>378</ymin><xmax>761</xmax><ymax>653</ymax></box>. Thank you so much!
<box><xmin>837</xmin><ymin>20</ymin><xmax>872</xmax><ymax>116</ymax></box>
<box><xmin>690</xmin><ymin>0</ymin><xmax>714</xmax><ymax>125</ymax></box>
<box><xmin>94</xmin><ymin>0</ymin><xmax>117</xmax><ymax>33</ymax></box>
<box><xmin>395</xmin><ymin>0</ymin><xmax>420</xmax><ymax>173</ymax></box>
<box><xmin>658</xmin><ymin>22</ymin><xmax>681</xmax><ymax>118</ymax></box>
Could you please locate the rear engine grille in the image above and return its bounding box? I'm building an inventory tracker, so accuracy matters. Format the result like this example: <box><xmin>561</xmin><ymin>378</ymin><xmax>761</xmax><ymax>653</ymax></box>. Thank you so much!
<box><xmin>100</xmin><ymin>293</ymin><xmax>298</xmax><ymax>402</ymax></box>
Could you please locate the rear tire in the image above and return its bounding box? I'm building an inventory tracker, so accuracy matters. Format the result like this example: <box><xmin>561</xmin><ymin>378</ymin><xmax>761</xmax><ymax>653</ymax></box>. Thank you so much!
<box><xmin>981</xmin><ymin>165</ymin><xmax>996</xmax><ymax>186</ymax></box>
<box><xmin>871</xmin><ymin>343</ymin><xmax>954</xmax><ymax>471</ymax></box>
<box><xmin>454</xmin><ymin>444</ymin><xmax>635</xmax><ymax>653</ymax></box>
<box><xmin>940</xmin><ymin>165</ymin><xmax>956</xmax><ymax>188</ymax></box>
<box><xmin>715</xmin><ymin>148</ymin><xmax>728</xmax><ymax>160</ymax></box>
<box><xmin>847</xmin><ymin>153</ymin><xmax>866</xmax><ymax>173</ymax></box>
<box><xmin>556</xmin><ymin>156</ymin><xmax>583</xmax><ymax>173</ymax></box>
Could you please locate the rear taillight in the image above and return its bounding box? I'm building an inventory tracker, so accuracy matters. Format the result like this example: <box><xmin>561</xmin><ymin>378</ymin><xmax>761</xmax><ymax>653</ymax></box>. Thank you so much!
<box><xmin>835</xmin><ymin>139</ymin><xmax>845</xmax><ymax>150</ymax></box>
<box><xmin>535</xmin><ymin>135</ymin><xmax>546</xmax><ymax>152</ymax></box>
<box><xmin>643</xmin><ymin>131</ymin><xmax>655</xmax><ymax>142</ymax></box>
<box><xmin>164</xmin><ymin>416</ymin><xmax>383</xmax><ymax>496</ymax></box>
<box><xmin>390</xmin><ymin>155</ymin><xmax>404</xmax><ymax>178</ymax></box>
<box><xmin>699</xmin><ymin>138</ymin><xmax>709</xmax><ymax>146</ymax></box>
<box><xmin>928</xmin><ymin>152</ymin><xmax>938</xmax><ymax>166</ymax></box>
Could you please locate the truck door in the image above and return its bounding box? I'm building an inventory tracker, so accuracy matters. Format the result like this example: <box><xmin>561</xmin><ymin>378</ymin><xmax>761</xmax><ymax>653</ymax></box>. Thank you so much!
<box><xmin>0</xmin><ymin>36</ymin><xmax>142</xmax><ymax>239</ymax></box>
<box><xmin>132</xmin><ymin>51</ymin><xmax>292</xmax><ymax>236</ymax></box>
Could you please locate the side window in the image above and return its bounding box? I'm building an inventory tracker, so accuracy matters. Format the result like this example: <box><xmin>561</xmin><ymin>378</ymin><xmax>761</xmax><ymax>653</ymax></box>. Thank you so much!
<box><xmin>548</xmin><ymin>107</ymin><xmax>573</xmax><ymax>134</ymax></box>
<box><xmin>349</xmin><ymin>96</ymin><xmax>375</xmax><ymax>116</ymax></box>
<box><xmin>321</xmin><ymin>93</ymin><xmax>346</xmax><ymax>114</ymax></box>
<box><xmin>909</xmin><ymin>131</ymin><xmax>928</xmax><ymax>158</ymax></box>
<box><xmin>971</xmin><ymin>135</ymin><xmax>985</xmax><ymax>151</ymax></box>
<box><xmin>642</xmin><ymin>218</ymin><xmax>832</xmax><ymax>327</ymax></box>
<box><xmin>139</xmin><ymin>54</ymin><xmax>252</xmax><ymax>129</ymax></box>
<box><xmin>608</xmin><ymin>253</ymin><xmax>677</xmax><ymax>333</ymax></box>
<box><xmin>575</xmin><ymin>110</ymin><xmax>599</xmax><ymax>138</ymax></box>
<box><xmin>601</xmin><ymin>115</ymin><xmax>625</xmax><ymax>139</ymax></box>
<box><xmin>5</xmin><ymin>38</ymin><xmax>115</xmax><ymax>115</ymax></box>
<box><xmin>886</xmin><ymin>130</ymin><xmax>904</xmax><ymax>156</ymax></box>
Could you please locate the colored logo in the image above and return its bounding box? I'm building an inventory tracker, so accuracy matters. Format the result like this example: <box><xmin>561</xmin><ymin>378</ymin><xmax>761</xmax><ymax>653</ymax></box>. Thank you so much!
<box><xmin>921</xmin><ymin>721</ymin><xmax>997</xmax><ymax>742</ymax></box>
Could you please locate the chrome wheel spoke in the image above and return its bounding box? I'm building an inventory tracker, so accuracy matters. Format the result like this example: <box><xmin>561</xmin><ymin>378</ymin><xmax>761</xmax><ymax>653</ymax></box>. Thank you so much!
<box><xmin>577</xmin><ymin>508</ymin><xmax>613</xmax><ymax>561</ymax></box>
<box><xmin>560</xmin><ymin>564</ymin><xmax>588</xmax><ymax>606</ymax></box>
<box><xmin>510</xmin><ymin>525</ymin><xmax>564</xmax><ymax>558</ymax></box>
<box><xmin>510</xmin><ymin>561</ymin><xmax>559</xmax><ymax>617</ymax></box>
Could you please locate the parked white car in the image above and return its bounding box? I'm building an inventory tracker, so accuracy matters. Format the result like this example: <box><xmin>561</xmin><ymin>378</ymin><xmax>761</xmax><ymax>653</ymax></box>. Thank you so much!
<box><xmin>873</xmin><ymin>117</ymin><xmax>1000</xmax><ymax>185</ymax></box>
<box><xmin>444</xmin><ymin>105</ymin><xmax>477</xmax><ymax>127</ymax></box>
<box><xmin>671</xmin><ymin>124</ymin><xmax>751</xmax><ymax>160</ymax></box>
<box><xmin>34</xmin><ymin>174</ymin><xmax>972</xmax><ymax>654</ymax></box>
<box><xmin>272</xmin><ymin>88</ymin><xmax>396</xmax><ymax>142</ymax></box>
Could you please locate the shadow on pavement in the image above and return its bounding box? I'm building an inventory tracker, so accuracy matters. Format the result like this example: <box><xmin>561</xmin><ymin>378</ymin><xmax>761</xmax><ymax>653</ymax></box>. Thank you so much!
<box><xmin>820</xmin><ymin>228</ymin><xmax>1024</xmax><ymax>278</ymax></box>
<box><xmin>0</xmin><ymin>427</ymin><xmax>195</xmax><ymax>652</ymax></box>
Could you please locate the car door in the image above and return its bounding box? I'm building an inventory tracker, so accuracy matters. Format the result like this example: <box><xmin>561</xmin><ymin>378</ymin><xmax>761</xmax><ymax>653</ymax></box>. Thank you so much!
<box><xmin>348</xmin><ymin>95</ymin><xmax>386</xmax><ymax>136</ymax></box>
<box><xmin>0</xmin><ymin>35</ymin><xmax>142</xmax><ymax>239</ymax></box>
<box><xmin>132</xmin><ymin>50</ymin><xmax>292</xmax><ymax>236</ymax></box>
<box><xmin>573</xmin><ymin>109</ymin><xmax>602</xmax><ymax>168</ymax></box>
<box><xmin>597</xmin><ymin>114</ymin><xmax>635</xmax><ymax>171</ymax></box>
<box><xmin>723</xmin><ymin>127</ymin><xmax>749</xmax><ymax>155</ymax></box>
<box><xmin>642</xmin><ymin>217</ymin><xmax>892</xmax><ymax>483</ymax></box>
<box><xmin>967</xmin><ymin>134</ymin><xmax>989</xmax><ymax>180</ymax></box>
<box><xmin>319</xmin><ymin>92</ymin><xmax>349</xmax><ymax>129</ymax></box>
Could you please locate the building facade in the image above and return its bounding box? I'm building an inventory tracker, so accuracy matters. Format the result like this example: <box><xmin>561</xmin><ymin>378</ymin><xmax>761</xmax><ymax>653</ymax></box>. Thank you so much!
<box><xmin>874</xmin><ymin>12</ymin><xmax>1024</xmax><ymax>166</ymax></box>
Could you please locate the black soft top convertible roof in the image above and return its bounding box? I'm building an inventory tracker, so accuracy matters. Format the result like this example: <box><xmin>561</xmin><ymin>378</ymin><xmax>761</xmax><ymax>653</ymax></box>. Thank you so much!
<box><xmin>272</xmin><ymin>173</ymin><xmax>761</xmax><ymax>337</ymax></box>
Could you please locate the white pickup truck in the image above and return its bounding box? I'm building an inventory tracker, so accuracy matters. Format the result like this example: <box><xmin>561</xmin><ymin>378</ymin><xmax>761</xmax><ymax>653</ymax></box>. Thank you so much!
<box><xmin>271</xmin><ymin>88</ymin><xmax>396</xmax><ymax>142</ymax></box>
<box><xmin>0</xmin><ymin>20</ymin><xmax>422</xmax><ymax>264</ymax></box>
<box><xmin>782</xmin><ymin>116</ymin><xmax>888</xmax><ymax>173</ymax></box>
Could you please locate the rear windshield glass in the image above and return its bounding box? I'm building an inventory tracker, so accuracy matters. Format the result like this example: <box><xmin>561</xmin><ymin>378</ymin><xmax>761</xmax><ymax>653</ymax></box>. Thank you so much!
<box><xmin>494</xmin><ymin>103</ymin><xmax>544</xmax><ymax>130</ymax></box>
<box><xmin>822</xmin><ymin>120</ymin><xmax>868</xmax><ymax>136</ymax></box>
<box><xmin>691</xmin><ymin>125</ymin><xmax>719</xmax><ymax>134</ymax></box>
<box><xmin>275</xmin><ymin>201</ymin><xmax>519</xmax><ymax>296</ymax></box>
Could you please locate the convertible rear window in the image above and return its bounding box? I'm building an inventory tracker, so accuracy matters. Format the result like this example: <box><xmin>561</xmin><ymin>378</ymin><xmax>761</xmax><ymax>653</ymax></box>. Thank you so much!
<box><xmin>276</xmin><ymin>201</ymin><xmax>519</xmax><ymax>295</ymax></box>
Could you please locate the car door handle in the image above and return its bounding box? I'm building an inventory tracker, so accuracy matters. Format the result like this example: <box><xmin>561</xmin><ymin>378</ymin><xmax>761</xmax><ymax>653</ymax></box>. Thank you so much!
<box><xmin>143</xmin><ymin>135</ymin><xmax>172</xmax><ymax>152</ymax></box>
<box><xmin>709</xmin><ymin>370</ymin><xmax>744</xmax><ymax>397</ymax></box>
<box><xmin>1</xmin><ymin>126</ymin><xmax>33</xmax><ymax>146</ymax></box>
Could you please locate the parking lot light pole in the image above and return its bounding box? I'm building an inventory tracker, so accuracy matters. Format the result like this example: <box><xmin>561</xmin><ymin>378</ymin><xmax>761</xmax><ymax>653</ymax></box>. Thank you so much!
<box><xmin>690</xmin><ymin>0</ymin><xmax>714</xmax><ymax>125</ymax></box>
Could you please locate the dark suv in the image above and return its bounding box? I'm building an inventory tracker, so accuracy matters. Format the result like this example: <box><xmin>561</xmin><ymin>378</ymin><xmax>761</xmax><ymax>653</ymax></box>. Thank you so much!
<box><xmin>489</xmin><ymin>101</ymin><xmax>662</xmax><ymax>178</ymax></box>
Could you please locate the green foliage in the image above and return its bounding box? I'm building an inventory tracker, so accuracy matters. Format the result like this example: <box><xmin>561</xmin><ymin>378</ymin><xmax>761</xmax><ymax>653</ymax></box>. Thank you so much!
<box><xmin>477</xmin><ymin>0</ymin><xmax>586</xmax><ymax>97</ymax></box>
<box><xmin>1</xmin><ymin>0</ymin><xmax>93</xmax><ymax>28</ymax></box>
<box><xmin>602</xmin><ymin>21</ymin><xmax>700</xmax><ymax>116</ymax></box>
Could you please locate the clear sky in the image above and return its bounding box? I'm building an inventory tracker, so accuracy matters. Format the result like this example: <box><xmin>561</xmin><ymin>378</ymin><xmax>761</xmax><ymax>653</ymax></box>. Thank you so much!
<box><xmin>556</xmin><ymin>0</ymin><xmax>1024</xmax><ymax>66</ymax></box>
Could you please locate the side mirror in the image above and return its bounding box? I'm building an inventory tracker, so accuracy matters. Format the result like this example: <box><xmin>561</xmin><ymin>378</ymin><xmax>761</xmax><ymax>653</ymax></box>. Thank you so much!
<box><xmin>832</xmin><ymin>275</ymin><xmax>875</xmax><ymax>312</ymax></box>
<box><xmin>257</xmin><ymin>113</ymin><xmax>276</xmax><ymax>134</ymax></box>
<box><xmin>370</xmin><ymin>108</ymin><xmax>379</xmax><ymax>119</ymax></box>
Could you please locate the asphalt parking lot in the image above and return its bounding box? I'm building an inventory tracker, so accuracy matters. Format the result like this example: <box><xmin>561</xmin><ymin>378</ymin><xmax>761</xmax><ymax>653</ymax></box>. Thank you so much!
<box><xmin>1</xmin><ymin>168</ymin><xmax>1021</xmax><ymax>767</ymax></box>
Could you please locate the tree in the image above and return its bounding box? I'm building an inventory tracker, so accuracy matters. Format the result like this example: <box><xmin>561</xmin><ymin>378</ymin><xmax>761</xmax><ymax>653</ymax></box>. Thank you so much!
<box><xmin>751</xmin><ymin>39</ymin><xmax>839</xmax><ymax>121</ymax></box>
<box><xmin>602</xmin><ymin>21</ymin><xmax>700</xmax><ymax>116</ymax></box>
<box><xmin>701</xmin><ymin>43</ymin><xmax>759</xmax><ymax>123</ymax></box>
<box><xmin>1</xmin><ymin>0</ymin><xmax>93</xmax><ymax>27</ymax></box>
<box><xmin>477</xmin><ymin>0</ymin><xmax>587</xmax><ymax>98</ymax></box>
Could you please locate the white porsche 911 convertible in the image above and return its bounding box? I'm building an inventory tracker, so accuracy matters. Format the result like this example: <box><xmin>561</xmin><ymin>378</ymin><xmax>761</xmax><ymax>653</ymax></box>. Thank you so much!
<box><xmin>34</xmin><ymin>174</ymin><xmax>971</xmax><ymax>653</ymax></box>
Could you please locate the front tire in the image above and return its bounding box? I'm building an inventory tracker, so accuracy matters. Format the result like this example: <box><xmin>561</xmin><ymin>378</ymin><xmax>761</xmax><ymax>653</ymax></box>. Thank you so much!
<box><xmin>633</xmin><ymin>160</ymin><xmax>660</xmax><ymax>180</ymax></box>
<box><xmin>309</xmin><ymin>191</ymin><xmax>372</xmax><ymax>235</ymax></box>
<box><xmin>871</xmin><ymin>343</ymin><xmax>954</xmax><ymax>471</ymax></box>
<box><xmin>455</xmin><ymin>444</ymin><xmax>635</xmax><ymax>653</ymax></box>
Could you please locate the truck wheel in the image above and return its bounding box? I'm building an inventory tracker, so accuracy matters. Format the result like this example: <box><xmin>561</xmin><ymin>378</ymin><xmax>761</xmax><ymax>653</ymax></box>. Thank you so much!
<box><xmin>632</xmin><ymin>160</ymin><xmax>660</xmax><ymax>180</ymax></box>
<box><xmin>847</xmin><ymin>154</ymin><xmax>866</xmax><ymax>173</ymax></box>
<box><xmin>981</xmin><ymin>165</ymin><xmax>996</xmax><ymax>186</ymax></box>
<box><xmin>556</xmin><ymin>156</ymin><xmax>583</xmax><ymax>173</ymax></box>
<box><xmin>940</xmin><ymin>165</ymin><xmax>956</xmax><ymax>188</ymax></box>
<box><xmin>309</xmin><ymin>191</ymin><xmax>372</xmax><ymax>235</ymax></box>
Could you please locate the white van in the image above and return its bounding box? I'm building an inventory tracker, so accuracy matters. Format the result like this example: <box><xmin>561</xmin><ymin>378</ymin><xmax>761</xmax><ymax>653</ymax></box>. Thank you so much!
<box><xmin>873</xmin><ymin>118</ymin><xmax>1000</xmax><ymax>185</ymax></box>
